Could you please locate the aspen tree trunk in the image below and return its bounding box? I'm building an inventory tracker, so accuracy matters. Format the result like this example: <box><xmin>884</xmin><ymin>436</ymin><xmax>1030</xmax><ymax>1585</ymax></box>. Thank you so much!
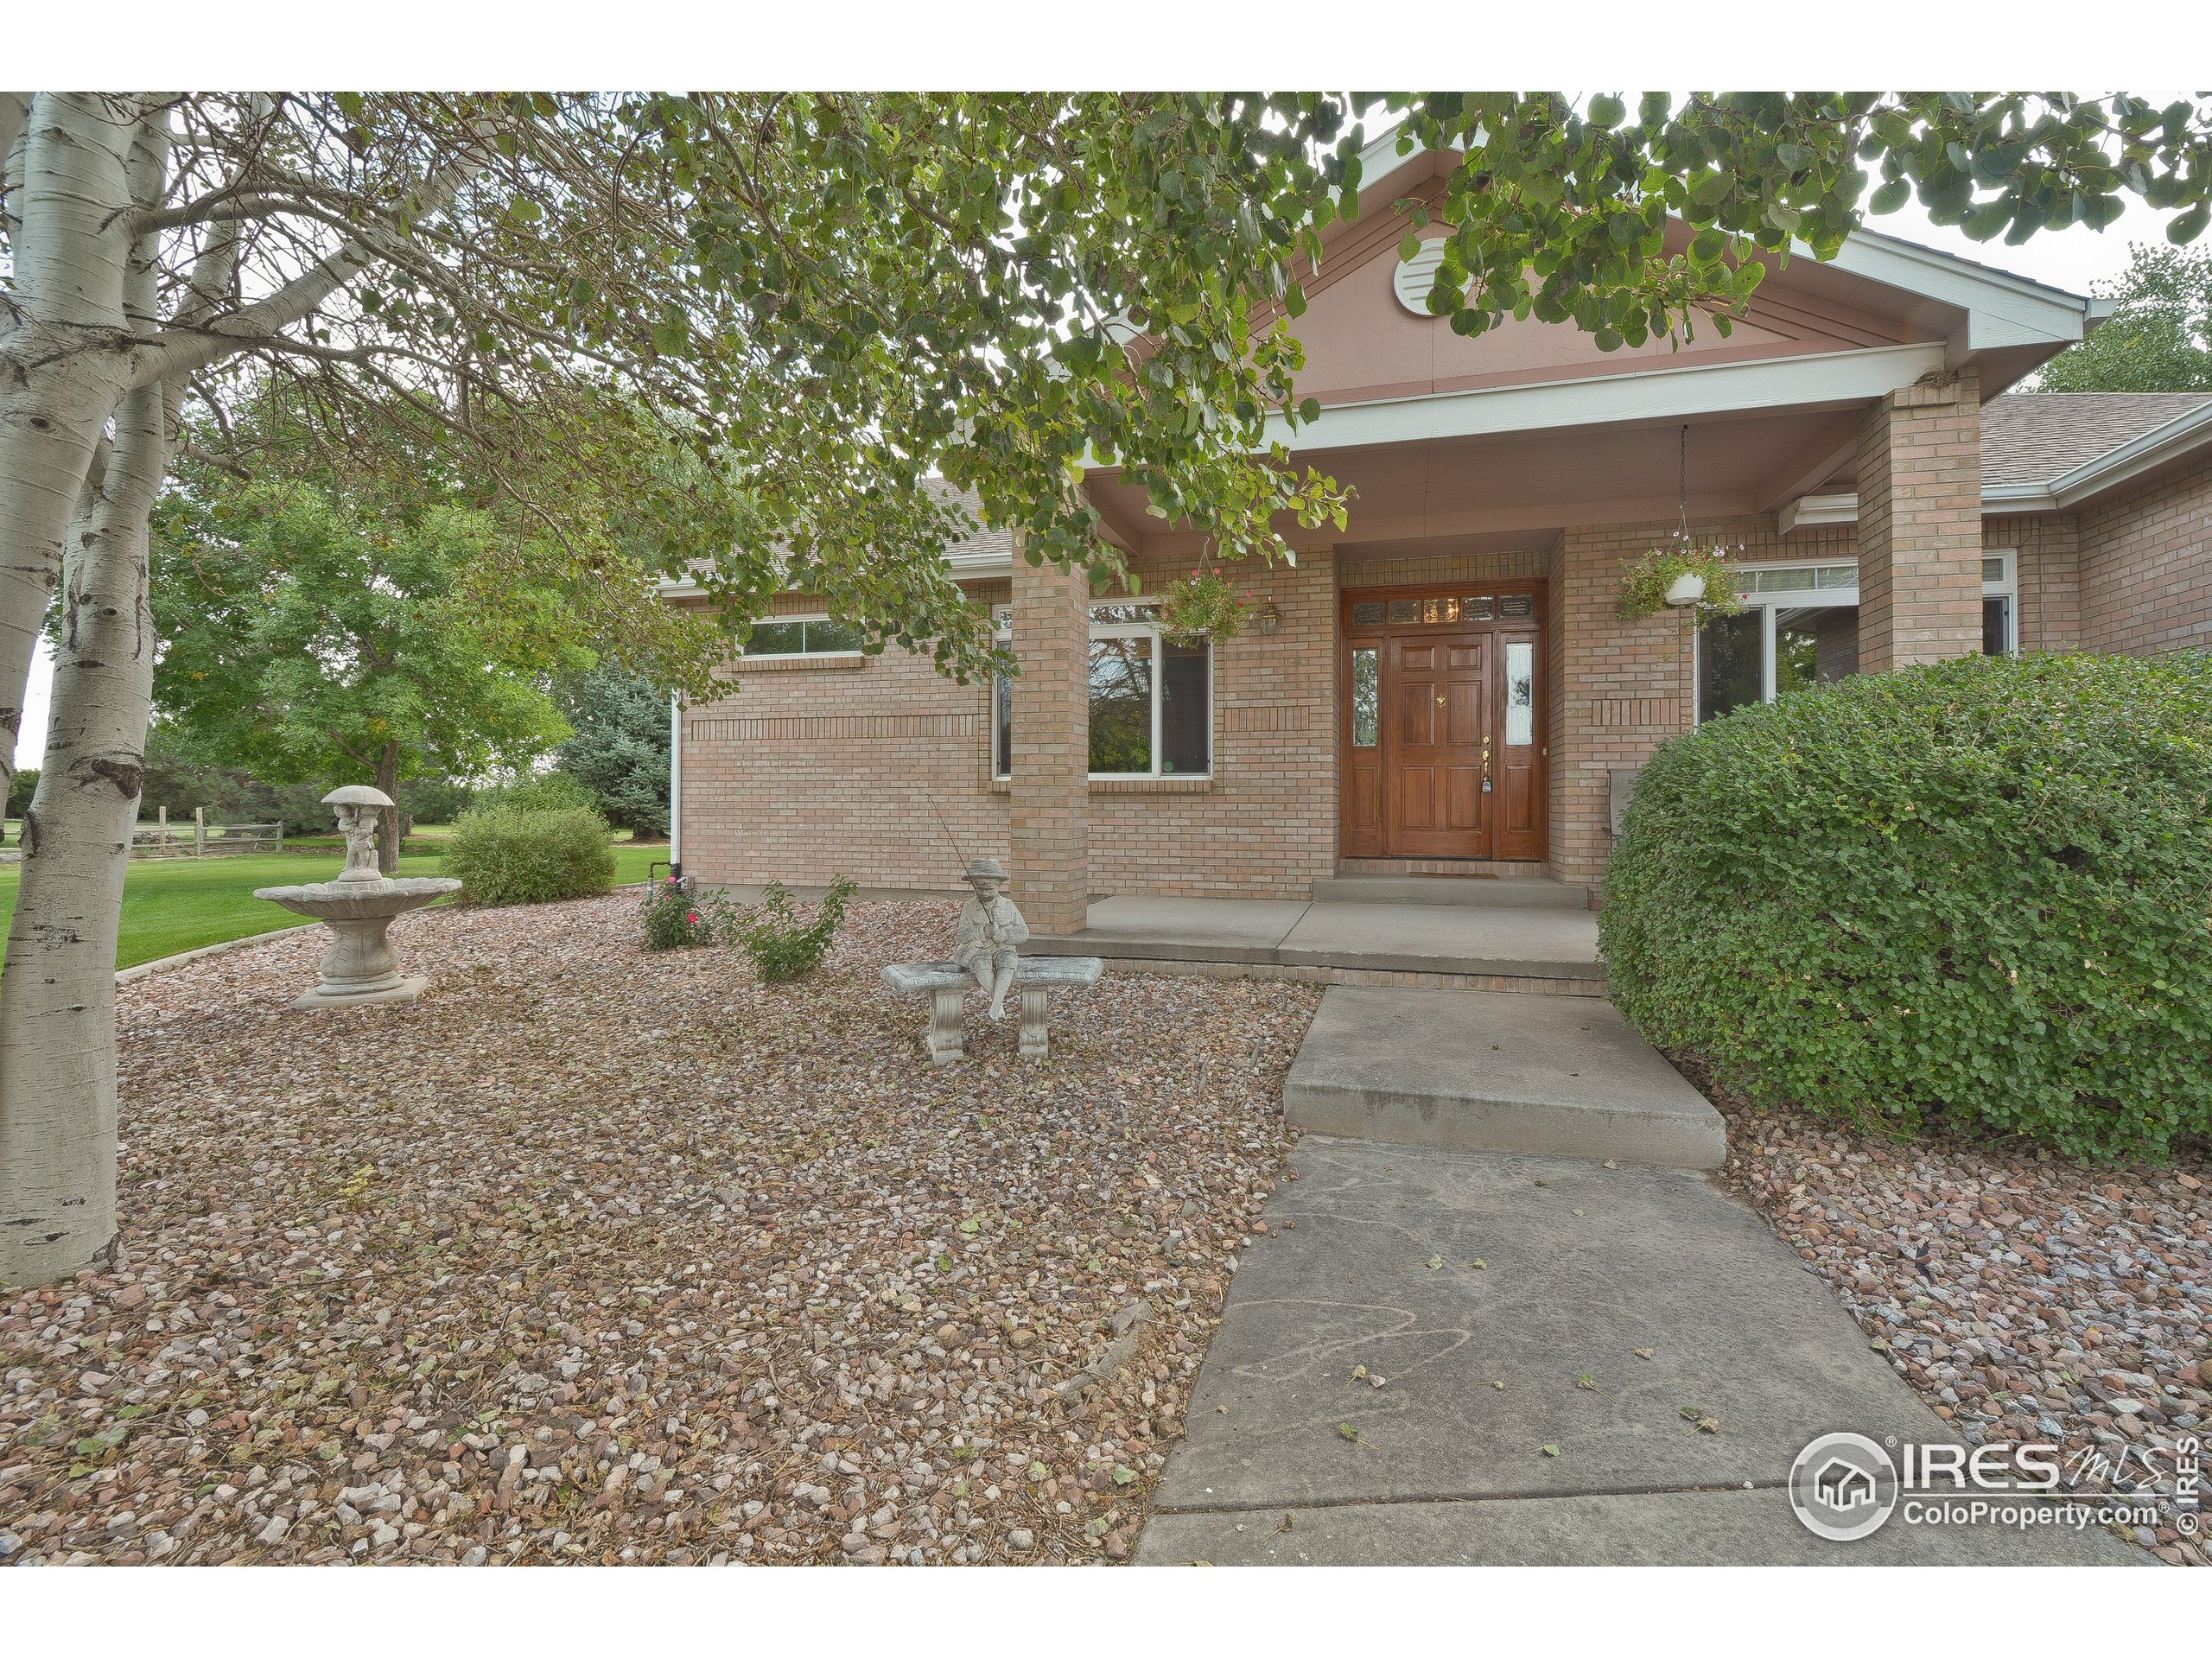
<box><xmin>0</xmin><ymin>103</ymin><xmax>172</xmax><ymax>1285</ymax></box>
<box><xmin>0</xmin><ymin>95</ymin><xmax>146</xmax><ymax>809</ymax></box>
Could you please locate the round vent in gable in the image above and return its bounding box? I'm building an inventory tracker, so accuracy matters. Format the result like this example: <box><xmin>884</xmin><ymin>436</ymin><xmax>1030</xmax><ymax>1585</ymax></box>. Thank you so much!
<box><xmin>1392</xmin><ymin>239</ymin><xmax>1451</xmax><ymax>316</ymax></box>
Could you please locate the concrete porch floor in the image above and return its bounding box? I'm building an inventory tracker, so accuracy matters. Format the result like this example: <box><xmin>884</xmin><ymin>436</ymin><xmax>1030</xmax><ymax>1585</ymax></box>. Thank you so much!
<box><xmin>1022</xmin><ymin>895</ymin><xmax>1604</xmax><ymax>988</ymax></box>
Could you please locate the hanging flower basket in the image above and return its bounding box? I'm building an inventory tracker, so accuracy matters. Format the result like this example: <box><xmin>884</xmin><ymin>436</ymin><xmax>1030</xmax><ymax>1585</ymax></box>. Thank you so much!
<box><xmin>1158</xmin><ymin>568</ymin><xmax>1252</xmax><ymax>644</ymax></box>
<box><xmin>1617</xmin><ymin>533</ymin><xmax>1745</xmax><ymax>623</ymax></box>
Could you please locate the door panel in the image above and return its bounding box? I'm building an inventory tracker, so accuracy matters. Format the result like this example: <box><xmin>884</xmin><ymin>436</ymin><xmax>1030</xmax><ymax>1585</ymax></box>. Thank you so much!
<box><xmin>1387</xmin><ymin>631</ymin><xmax>1489</xmax><ymax>857</ymax></box>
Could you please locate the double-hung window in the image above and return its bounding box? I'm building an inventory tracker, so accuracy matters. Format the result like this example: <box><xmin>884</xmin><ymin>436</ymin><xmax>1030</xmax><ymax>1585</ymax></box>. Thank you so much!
<box><xmin>992</xmin><ymin>603</ymin><xmax>1212</xmax><ymax>779</ymax></box>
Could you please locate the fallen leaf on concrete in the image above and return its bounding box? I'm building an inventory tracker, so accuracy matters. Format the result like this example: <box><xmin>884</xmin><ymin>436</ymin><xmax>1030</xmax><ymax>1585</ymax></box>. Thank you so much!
<box><xmin>1426</xmin><ymin>1255</ymin><xmax>1443</xmax><ymax>1270</ymax></box>
<box><xmin>1632</xmin><ymin>1347</ymin><xmax>1655</xmax><ymax>1360</ymax></box>
<box><xmin>1540</xmin><ymin>1444</ymin><xmax>1560</xmax><ymax>1458</ymax></box>
<box><xmin>1336</xmin><ymin>1423</ymin><xmax>1359</xmax><ymax>1442</ymax></box>
<box><xmin>1576</xmin><ymin>1374</ymin><xmax>1598</xmax><ymax>1391</ymax></box>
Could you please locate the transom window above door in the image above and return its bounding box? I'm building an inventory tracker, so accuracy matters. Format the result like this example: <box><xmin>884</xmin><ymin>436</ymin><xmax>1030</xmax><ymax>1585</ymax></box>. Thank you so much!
<box><xmin>1351</xmin><ymin>593</ymin><xmax>1535</xmax><ymax>627</ymax></box>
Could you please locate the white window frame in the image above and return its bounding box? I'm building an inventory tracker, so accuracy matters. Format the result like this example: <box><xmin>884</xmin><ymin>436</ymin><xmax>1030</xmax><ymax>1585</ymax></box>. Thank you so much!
<box><xmin>738</xmin><ymin>613</ymin><xmax>865</xmax><ymax>661</ymax></box>
<box><xmin>1694</xmin><ymin>556</ymin><xmax>2019</xmax><ymax>722</ymax></box>
<box><xmin>989</xmin><ymin>603</ymin><xmax>1216</xmax><ymax>780</ymax></box>
<box><xmin>1982</xmin><ymin>549</ymin><xmax>2018</xmax><ymax>657</ymax></box>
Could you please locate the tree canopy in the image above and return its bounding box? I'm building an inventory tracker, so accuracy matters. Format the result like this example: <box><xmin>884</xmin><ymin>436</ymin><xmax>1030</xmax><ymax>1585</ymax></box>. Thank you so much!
<box><xmin>2037</xmin><ymin>243</ymin><xmax>2212</xmax><ymax>392</ymax></box>
<box><xmin>151</xmin><ymin>482</ymin><xmax>589</xmax><ymax>861</ymax></box>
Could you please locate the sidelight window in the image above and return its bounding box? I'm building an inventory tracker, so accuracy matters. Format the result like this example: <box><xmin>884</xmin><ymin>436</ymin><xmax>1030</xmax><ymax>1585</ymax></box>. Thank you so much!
<box><xmin>1351</xmin><ymin>648</ymin><xmax>1380</xmax><ymax>747</ymax></box>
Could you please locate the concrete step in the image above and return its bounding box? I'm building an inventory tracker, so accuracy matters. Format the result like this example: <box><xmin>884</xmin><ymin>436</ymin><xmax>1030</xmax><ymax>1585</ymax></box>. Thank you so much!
<box><xmin>1312</xmin><ymin>874</ymin><xmax>1591</xmax><ymax>910</ymax></box>
<box><xmin>1282</xmin><ymin>987</ymin><xmax>1726</xmax><ymax>1169</ymax></box>
<box><xmin>1022</xmin><ymin>897</ymin><xmax>1604</xmax><ymax>989</ymax></box>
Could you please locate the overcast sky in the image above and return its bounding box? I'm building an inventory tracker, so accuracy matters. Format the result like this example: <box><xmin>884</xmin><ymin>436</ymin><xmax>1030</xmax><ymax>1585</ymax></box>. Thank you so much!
<box><xmin>8</xmin><ymin>169</ymin><xmax>2183</xmax><ymax>775</ymax></box>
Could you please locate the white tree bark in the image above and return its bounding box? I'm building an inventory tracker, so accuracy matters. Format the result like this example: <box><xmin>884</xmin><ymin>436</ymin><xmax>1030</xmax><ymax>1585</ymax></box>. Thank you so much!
<box><xmin>0</xmin><ymin>101</ymin><xmax>173</xmax><ymax>1285</ymax></box>
<box><xmin>0</xmin><ymin>95</ymin><xmax>147</xmax><ymax>806</ymax></box>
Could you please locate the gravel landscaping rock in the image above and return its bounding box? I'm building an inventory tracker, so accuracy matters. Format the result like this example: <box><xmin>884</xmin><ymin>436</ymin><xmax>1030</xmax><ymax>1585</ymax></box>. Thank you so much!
<box><xmin>0</xmin><ymin>894</ymin><xmax>1314</xmax><ymax>1566</ymax></box>
<box><xmin>1712</xmin><ymin>1089</ymin><xmax>2211</xmax><ymax>1567</ymax></box>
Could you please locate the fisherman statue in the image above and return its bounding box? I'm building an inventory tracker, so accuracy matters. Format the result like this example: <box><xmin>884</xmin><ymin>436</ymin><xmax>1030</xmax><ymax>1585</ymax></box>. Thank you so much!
<box><xmin>950</xmin><ymin>856</ymin><xmax>1029</xmax><ymax>1020</ymax></box>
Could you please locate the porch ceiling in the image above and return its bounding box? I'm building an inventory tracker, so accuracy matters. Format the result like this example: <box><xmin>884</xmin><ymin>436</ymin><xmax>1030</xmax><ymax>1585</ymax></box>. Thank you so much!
<box><xmin>1090</xmin><ymin>405</ymin><xmax>1861</xmax><ymax>558</ymax></box>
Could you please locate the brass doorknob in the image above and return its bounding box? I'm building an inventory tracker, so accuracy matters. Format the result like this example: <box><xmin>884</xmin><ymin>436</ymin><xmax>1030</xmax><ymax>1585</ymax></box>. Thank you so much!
<box><xmin>1435</xmin><ymin>695</ymin><xmax>1446</xmax><ymax>706</ymax></box>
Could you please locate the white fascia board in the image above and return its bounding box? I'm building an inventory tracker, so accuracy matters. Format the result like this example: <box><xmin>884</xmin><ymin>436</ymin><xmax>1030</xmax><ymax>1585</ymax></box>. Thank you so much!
<box><xmin>657</xmin><ymin>552</ymin><xmax>1014</xmax><ymax>600</ymax></box>
<box><xmin>1980</xmin><ymin>481</ymin><xmax>2059</xmax><ymax>514</ymax></box>
<box><xmin>1777</xmin><ymin>483</ymin><xmax>2113</xmax><ymax>524</ymax></box>
<box><xmin>948</xmin><ymin>549</ymin><xmax>1014</xmax><ymax>579</ymax></box>
<box><xmin>2047</xmin><ymin>397</ymin><xmax>2212</xmax><ymax>507</ymax></box>
<box><xmin>1777</xmin><ymin>493</ymin><xmax>1860</xmax><ymax>533</ymax></box>
<box><xmin>1269</xmin><ymin>341</ymin><xmax>1948</xmax><ymax>454</ymax></box>
<box><xmin>1822</xmin><ymin>230</ymin><xmax>2093</xmax><ymax>351</ymax></box>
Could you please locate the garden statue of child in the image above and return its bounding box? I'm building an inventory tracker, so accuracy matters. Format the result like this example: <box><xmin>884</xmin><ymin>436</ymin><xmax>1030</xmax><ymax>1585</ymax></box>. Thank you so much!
<box><xmin>950</xmin><ymin>857</ymin><xmax>1028</xmax><ymax>1020</ymax></box>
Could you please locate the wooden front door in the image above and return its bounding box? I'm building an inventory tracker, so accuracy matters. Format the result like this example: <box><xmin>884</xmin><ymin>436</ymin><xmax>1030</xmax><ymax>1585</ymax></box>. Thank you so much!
<box><xmin>1340</xmin><ymin>586</ymin><xmax>1547</xmax><ymax>862</ymax></box>
<box><xmin>1388</xmin><ymin>632</ymin><xmax>1489</xmax><ymax>856</ymax></box>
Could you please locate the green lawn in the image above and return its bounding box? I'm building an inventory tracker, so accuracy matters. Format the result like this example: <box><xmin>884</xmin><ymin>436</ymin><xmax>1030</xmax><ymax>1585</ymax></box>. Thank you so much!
<box><xmin>0</xmin><ymin>842</ymin><xmax>666</xmax><ymax>970</ymax></box>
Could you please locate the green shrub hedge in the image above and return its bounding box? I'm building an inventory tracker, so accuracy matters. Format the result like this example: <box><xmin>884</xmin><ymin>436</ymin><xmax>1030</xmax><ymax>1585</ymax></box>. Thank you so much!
<box><xmin>1600</xmin><ymin>652</ymin><xmax>2212</xmax><ymax>1160</ymax></box>
<box><xmin>444</xmin><ymin>804</ymin><xmax>615</xmax><ymax>907</ymax></box>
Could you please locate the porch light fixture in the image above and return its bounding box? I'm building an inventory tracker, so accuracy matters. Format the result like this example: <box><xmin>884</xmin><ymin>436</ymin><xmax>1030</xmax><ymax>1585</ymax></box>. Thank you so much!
<box><xmin>1255</xmin><ymin>601</ymin><xmax>1282</xmax><ymax>635</ymax></box>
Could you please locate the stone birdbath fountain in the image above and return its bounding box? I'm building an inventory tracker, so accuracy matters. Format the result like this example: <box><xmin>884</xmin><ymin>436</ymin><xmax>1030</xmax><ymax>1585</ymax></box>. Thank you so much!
<box><xmin>253</xmin><ymin>785</ymin><xmax>461</xmax><ymax>1009</ymax></box>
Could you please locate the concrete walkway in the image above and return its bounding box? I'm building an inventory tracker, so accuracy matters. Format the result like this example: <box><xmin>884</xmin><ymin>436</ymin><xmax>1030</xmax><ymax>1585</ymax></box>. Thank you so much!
<box><xmin>1137</xmin><ymin>1138</ymin><xmax>2136</xmax><ymax>1565</ymax></box>
<box><xmin>1024</xmin><ymin>895</ymin><xmax>1603</xmax><ymax>985</ymax></box>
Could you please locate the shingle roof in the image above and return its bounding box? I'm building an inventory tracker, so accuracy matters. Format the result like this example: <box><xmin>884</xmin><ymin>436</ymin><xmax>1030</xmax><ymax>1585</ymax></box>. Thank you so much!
<box><xmin>1980</xmin><ymin>392</ymin><xmax>2212</xmax><ymax>486</ymax></box>
<box><xmin>924</xmin><ymin>479</ymin><xmax>1014</xmax><ymax>566</ymax></box>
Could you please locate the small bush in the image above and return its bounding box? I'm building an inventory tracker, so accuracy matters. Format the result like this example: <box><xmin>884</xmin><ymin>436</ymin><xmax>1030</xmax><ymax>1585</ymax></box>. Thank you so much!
<box><xmin>640</xmin><ymin>879</ymin><xmax>711</xmax><ymax>950</ymax></box>
<box><xmin>444</xmin><ymin>804</ymin><xmax>615</xmax><ymax>906</ymax></box>
<box><xmin>1600</xmin><ymin>652</ymin><xmax>2212</xmax><ymax>1161</ymax></box>
<box><xmin>729</xmin><ymin>877</ymin><xmax>857</xmax><ymax>982</ymax></box>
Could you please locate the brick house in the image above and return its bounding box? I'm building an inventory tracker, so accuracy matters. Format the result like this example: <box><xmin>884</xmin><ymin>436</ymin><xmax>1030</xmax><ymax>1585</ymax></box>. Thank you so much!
<box><xmin>666</xmin><ymin>142</ymin><xmax>2212</xmax><ymax>930</ymax></box>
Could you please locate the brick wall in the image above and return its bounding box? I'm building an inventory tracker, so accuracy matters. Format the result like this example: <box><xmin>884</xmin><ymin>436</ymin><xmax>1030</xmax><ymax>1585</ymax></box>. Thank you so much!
<box><xmin>1985</xmin><ymin>513</ymin><xmax>2081</xmax><ymax>653</ymax></box>
<box><xmin>1549</xmin><ymin>514</ymin><xmax>1858</xmax><ymax>889</ymax></box>
<box><xmin>1084</xmin><ymin>550</ymin><xmax>1338</xmax><ymax>899</ymax></box>
<box><xmin>678</xmin><ymin>555</ymin><xmax>1341</xmax><ymax>906</ymax></box>
<box><xmin>679</xmin><ymin>626</ymin><xmax>1007</xmax><ymax>896</ymax></box>
<box><xmin>1008</xmin><ymin>554</ymin><xmax>1092</xmax><ymax>933</ymax></box>
<box><xmin>2075</xmin><ymin>454</ymin><xmax>2212</xmax><ymax>657</ymax></box>
<box><xmin>1854</xmin><ymin>371</ymin><xmax>1985</xmax><ymax>671</ymax></box>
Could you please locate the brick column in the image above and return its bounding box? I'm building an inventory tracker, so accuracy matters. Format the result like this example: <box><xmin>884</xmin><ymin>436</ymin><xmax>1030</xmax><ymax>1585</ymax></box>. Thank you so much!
<box><xmin>1009</xmin><ymin>549</ymin><xmax>1090</xmax><ymax>935</ymax></box>
<box><xmin>1854</xmin><ymin>369</ymin><xmax>1984</xmax><ymax>671</ymax></box>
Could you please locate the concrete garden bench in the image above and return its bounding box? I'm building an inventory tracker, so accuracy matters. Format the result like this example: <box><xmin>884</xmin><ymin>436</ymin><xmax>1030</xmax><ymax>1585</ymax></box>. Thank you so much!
<box><xmin>880</xmin><ymin>957</ymin><xmax>1103</xmax><ymax>1065</ymax></box>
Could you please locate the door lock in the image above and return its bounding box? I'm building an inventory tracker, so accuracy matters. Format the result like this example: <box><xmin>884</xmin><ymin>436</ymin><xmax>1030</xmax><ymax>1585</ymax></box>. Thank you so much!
<box><xmin>1482</xmin><ymin>740</ymin><xmax>1492</xmax><ymax>793</ymax></box>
